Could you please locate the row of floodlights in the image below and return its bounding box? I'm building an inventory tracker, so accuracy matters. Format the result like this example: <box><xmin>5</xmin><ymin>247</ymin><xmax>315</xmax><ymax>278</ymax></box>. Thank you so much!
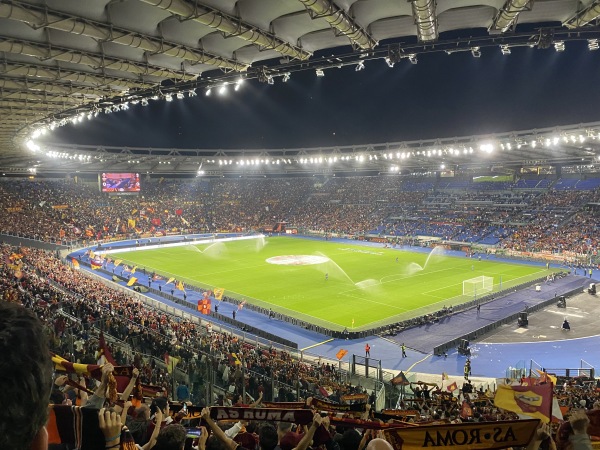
<box><xmin>26</xmin><ymin>37</ymin><xmax>600</xmax><ymax>144</ymax></box>
<box><xmin>26</xmin><ymin>133</ymin><xmax>596</xmax><ymax>165</ymax></box>
<box><xmin>27</xmin><ymin>80</ymin><xmax>247</xmax><ymax>140</ymax></box>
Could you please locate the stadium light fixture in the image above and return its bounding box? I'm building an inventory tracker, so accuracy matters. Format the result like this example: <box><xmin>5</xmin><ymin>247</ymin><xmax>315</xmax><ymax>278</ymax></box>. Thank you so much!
<box><xmin>471</xmin><ymin>47</ymin><xmax>481</xmax><ymax>58</ymax></box>
<box><xmin>165</xmin><ymin>93</ymin><xmax>173</xmax><ymax>102</ymax></box>
<box><xmin>408</xmin><ymin>54</ymin><xmax>418</xmax><ymax>64</ymax></box>
<box><xmin>141</xmin><ymin>99</ymin><xmax>149</xmax><ymax>106</ymax></box>
<box><xmin>384</xmin><ymin>56</ymin><xmax>395</xmax><ymax>68</ymax></box>
<box><xmin>26</xmin><ymin>140</ymin><xmax>39</xmax><ymax>152</ymax></box>
<box><xmin>267</xmin><ymin>75</ymin><xmax>274</xmax><ymax>85</ymax></box>
<box><xmin>176</xmin><ymin>92</ymin><xmax>184</xmax><ymax>100</ymax></box>
<box><xmin>219</xmin><ymin>85</ymin><xmax>227</xmax><ymax>95</ymax></box>
<box><xmin>316</xmin><ymin>69</ymin><xmax>325</xmax><ymax>77</ymax></box>
<box><xmin>500</xmin><ymin>44</ymin><xmax>511</xmax><ymax>55</ymax></box>
<box><xmin>554</xmin><ymin>41</ymin><xmax>565</xmax><ymax>52</ymax></box>
<box><xmin>188</xmin><ymin>89</ymin><xmax>197</xmax><ymax>97</ymax></box>
<box><xmin>282</xmin><ymin>72</ymin><xmax>291</xmax><ymax>82</ymax></box>
<box><xmin>355</xmin><ymin>60</ymin><xmax>365</xmax><ymax>71</ymax></box>
<box><xmin>589</xmin><ymin>39</ymin><xmax>599</xmax><ymax>50</ymax></box>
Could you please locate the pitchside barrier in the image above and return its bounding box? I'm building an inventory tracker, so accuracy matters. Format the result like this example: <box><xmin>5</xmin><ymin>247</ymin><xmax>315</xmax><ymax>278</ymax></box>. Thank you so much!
<box><xmin>432</xmin><ymin>282</ymin><xmax>590</xmax><ymax>357</ymax></box>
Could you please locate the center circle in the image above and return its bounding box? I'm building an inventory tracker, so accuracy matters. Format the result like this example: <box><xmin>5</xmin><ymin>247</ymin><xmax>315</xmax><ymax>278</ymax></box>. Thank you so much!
<box><xmin>266</xmin><ymin>255</ymin><xmax>330</xmax><ymax>266</ymax></box>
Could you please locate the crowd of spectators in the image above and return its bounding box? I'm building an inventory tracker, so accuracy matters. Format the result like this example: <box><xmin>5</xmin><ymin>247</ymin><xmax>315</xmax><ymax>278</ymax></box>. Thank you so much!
<box><xmin>0</xmin><ymin>176</ymin><xmax>599</xmax><ymax>260</ymax></box>
<box><xmin>1</xmin><ymin>243</ymin><xmax>369</xmax><ymax>407</ymax></box>
<box><xmin>2</xmin><ymin>172</ymin><xmax>600</xmax><ymax>449</ymax></box>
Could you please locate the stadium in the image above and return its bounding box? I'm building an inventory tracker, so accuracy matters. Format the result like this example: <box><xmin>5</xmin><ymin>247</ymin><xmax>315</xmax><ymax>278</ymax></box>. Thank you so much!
<box><xmin>1</xmin><ymin>1</ymin><xmax>600</xmax><ymax>450</ymax></box>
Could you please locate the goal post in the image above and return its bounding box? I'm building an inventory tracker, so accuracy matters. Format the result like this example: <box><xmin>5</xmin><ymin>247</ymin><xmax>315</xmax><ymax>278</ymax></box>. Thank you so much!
<box><xmin>463</xmin><ymin>276</ymin><xmax>493</xmax><ymax>297</ymax></box>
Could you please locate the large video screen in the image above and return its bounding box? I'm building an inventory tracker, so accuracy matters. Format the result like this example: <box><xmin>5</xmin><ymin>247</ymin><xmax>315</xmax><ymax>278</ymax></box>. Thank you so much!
<box><xmin>101</xmin><ymin>173</ymin><xmax>141</xmax><ymax>193</ymax></box>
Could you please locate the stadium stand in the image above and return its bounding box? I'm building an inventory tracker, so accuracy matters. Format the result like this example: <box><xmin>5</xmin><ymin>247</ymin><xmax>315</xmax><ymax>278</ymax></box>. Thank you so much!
<box><xmin>1</xmin><ymin>175</ymin><xmax>600</xmax><ymax>450</ymax></box>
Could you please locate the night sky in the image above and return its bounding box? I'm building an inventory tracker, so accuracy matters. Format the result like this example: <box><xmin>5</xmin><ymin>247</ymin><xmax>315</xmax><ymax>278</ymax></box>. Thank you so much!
<box><xmin>46</xmin><ymin>40</ymin><xmax>600</xmax><ymax>150</ymax></box>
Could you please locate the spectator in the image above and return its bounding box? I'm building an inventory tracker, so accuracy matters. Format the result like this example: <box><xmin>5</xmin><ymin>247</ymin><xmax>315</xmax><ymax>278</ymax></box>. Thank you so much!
<box><xmin>0</xmin><ymin>302</ymin><xmax>53</xmax><ymax>450</ymax></box>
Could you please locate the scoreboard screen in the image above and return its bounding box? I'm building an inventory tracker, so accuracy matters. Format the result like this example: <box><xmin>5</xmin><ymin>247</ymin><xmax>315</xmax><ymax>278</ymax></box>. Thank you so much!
<box><xmin>100</xmin><ymin>173</ymin><xmax>141</xmax><ymax>193</ymax></box>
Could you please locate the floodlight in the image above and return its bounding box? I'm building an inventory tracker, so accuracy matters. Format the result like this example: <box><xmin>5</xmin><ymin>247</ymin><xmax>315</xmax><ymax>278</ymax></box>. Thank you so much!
<box><xmin>205</xmin><ymin>88</ymin><xmax>212</xmax><ymax>96</ymax></box>
<box><xmin>500</xmin><ymin>45</ymin><xmax>511</xmax><ymax>55</ymax></box>
<box><xmin>408</xmin><ymin>54</ymin><xmax>417</xmax><ymax>64</ymax></box>
<box><xmin>176</xmin><ymin>92</ymin><xmax>184</xmax><ymax>99</ymax></box>
<box><xmin>141</xmin><ymin>99</ymin><xmax>149</xmax><ymax>106</ymax></box>
<box><xmin>554</xmin><ymin>41</ymin><xmax>565</xmax><ymax>52</ymax></box>
<box><xmin>471</xmin><ymin>47</ymin><xmax>481</xmax><ymax>58</ymax></box>
<box><xmin>165</xmin><ymin>93</ymin><xmax>173</xmax><ymax>101</ymax></box>
<box><xmin>384</xmin><ymin>56</ymin><xmax>394</xmax><ymax>68</ymax></box>
<box><xmin>282</xmin><ymin>72</ymin><xmax>291</xmax><ymax>82</ymax></box>
<box><xmin>589</xmin><ymin>39</ymin><xmax>599</xmax><ymax>50</ymax></box>
<box><xmin>316</xmin><ymin>68</ymin><xmax>325</xmax><ymax>77</ymax></box>
<box><xmin>355</xmin><ymin>60</ymin><xmax>365</xmax><ymax>71</ymax></box>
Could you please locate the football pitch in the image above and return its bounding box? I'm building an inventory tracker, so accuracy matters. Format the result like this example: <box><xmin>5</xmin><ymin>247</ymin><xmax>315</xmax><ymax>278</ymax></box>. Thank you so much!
<box><xmin>116</xmin><ymin>236</ymin><xmax>551</xmax><ymax>330</ymax></box>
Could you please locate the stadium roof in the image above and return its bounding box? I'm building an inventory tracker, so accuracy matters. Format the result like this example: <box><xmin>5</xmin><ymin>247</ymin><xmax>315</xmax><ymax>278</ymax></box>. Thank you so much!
<box><xmin>2</xmin><ymin>0</ymin><xmax>600</xmax><ymax>175</ymax></box>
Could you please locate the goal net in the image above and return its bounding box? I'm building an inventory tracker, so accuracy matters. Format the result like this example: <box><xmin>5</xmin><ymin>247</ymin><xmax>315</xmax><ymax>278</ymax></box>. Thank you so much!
<box><xmin>463</xmin><ymin>276</ymin><xmax>493</xmax><ymax>297</ymax></box>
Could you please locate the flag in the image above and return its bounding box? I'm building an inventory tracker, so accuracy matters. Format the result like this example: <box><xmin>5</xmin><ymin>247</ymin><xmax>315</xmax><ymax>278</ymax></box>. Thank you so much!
<box><xmin>535</xmin><ymin>369</ymin><xmax>557</xmax><ymax>385</ymax></box>
<box><xmin>551</xmin><ymin>397</ymin><xmax>563</xmax><ymax>422</ymax></box>
<box><xmin>89</xmin><ymin>250</ymin><xmax>95</xmax><ymax>259</ymax></box>
<box><xmin>494</xmin><ymin>382</ymin><xmax>553</xmax><ymax>422</ymax></box>
<box><xmin>165</xmin><ymin>277</ymin><xmax>175</xmax><ymax>285</ymax></box>
<box><xmin>114</xmin><ymin>259</ymin><xmax>122</xmax><ymax>267</ymax></box>
<box><xmin>336</xmin><ymin>349</ymin><xmax>348</xmax><ymax>360</ymax></box>
<box><xmin>214</xmin><ymin>287</ymin><xmax>225</xmax><ymax>300</ymax></box>
<box><xmin>319</xmin><ymin>386</ymin><xmax>333</xmax><ymax>397</ymax></box>
<box><xmin>130</xmin><ymin>266</ymin><xmax>137</xmax><ymax>275</ymax></box>
<box><xmin>231</xmin><ymin>353</ymin><xmax>242</xmax><ymax>366</ymax></box>
<box><xmin>460</xmin><ymin>400</ymin><xmax>473</xmax><ymax>419</ymax></box>
<box><xmin>152</xmin><ymin>273</ymin><xmax>162</xmax><ymax>281</ymax></box>
<box><xmin>164</xmin><ymin>353</ymin><xmax>180</xmax><ymax>374</ymax></box>
<box><xmin>90</xmin><ymin>260</ymin><xmax>102</xmax><ymax>270</ymax></box>
<box><xmin>447</xmin><ymin>382</ymin><xmax>458</xmax><ymax>392</ymax></box>
<box><xmin>198</xmin><ymin>298</ymin><xmax>211</xmax><ymax>314</ymax></box>
<box><xmin>127</xmin><ymin>277</ymin><xmax>137</xmax><ymax>286</ymax></box>
<box><xmin>391</xmin><ymin>371</ymin><xmax>410</xmax><ymax>386</ymax></box>
<box><xmin>176</xmin><ymin>281</ymin><xmax>185</xmax><ymax>291</ymax></box>
<box><xmin>72</xmin><ymin>258</ymin><xmax>80</xmax><ymax>269</ymax></box>
<box><xmin>442</xmin><ymin>372</ymin><xmax>448</xmax><ymax>381</ymax></box>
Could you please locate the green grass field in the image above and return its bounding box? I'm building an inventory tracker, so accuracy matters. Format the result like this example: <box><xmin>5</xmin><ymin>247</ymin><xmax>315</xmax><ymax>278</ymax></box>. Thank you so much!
<box><xmin>116</xmin><ymin>236</ymin><xmax>553</xmax><ymax>330</ymax></box>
